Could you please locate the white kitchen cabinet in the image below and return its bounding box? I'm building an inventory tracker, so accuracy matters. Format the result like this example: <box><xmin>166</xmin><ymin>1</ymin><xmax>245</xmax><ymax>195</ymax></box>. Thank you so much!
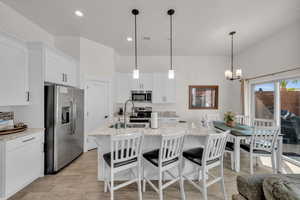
<box><xmin>131</xmin><ymin>73</ymin><xmax>153</xmax><ymax>91</ymax></box>
<box><xmin>116</xmin><ymin>73</ymin><xmax>131</xmax><ymax>103</ymax></box>
<box><xmin>153</xmin><ymin>73</ymin><xmax>176</xmax><ymax>103</ymax></box>
<box><xmin>0</xmin><ymin>33</ymin><xmax>29</xmax><ymax>106</ymax></box>
<box><xmin>0</xmin><ymin>130</ymin><xmax>44</xmax><ymax>200</ymax></box>
<box><xmin>44</xmin><ymin>47</ymin><xmax>78</xmax><ymax>87</ymax></box>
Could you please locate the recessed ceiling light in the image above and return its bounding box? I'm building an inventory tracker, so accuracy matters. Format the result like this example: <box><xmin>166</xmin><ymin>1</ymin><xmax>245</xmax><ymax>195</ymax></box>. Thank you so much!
<box><xmin>75</xmin><ymin>10</ymin><xmax>84</xmax><ymax>17</ymax></box>
<box><xmin>127</xmin><ymin>37</ymin><xmax>133</xmax><ymax>42</ymax></box>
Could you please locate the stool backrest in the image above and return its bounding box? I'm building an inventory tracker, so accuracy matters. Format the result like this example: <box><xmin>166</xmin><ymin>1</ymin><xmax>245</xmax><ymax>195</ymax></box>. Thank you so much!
<box><xmin>203</xmin><ymin>130</ymin><xmax>229</xmax><ymax>163</ymax></box>
<box><xmin>159</xmin><ymin>133</ymin><xmax>185</xmax><ymax>166</ymax></box>
<box><xmin>110</xmin><ymin>133</ymin><xmax>143</xmax><ymax>165</ymax></box>
<box><xmin>235</xmin><ymin>115</ymin><xmax>251</xmax><ymax>126</ymax></box>
<box><xmin>251</xmin><ymin>126</ymin><xmax>280</xmax><ymax>153</ymax></box>
<box><xmin>252</xmin><ymin>118</ymin><xmax>275</xmax><ymax>127</ymax></box>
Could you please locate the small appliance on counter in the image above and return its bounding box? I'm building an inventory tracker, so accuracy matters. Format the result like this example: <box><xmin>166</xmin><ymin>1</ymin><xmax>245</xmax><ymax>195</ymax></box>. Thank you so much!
<box><xmin>150</xmin><ymin>112</ymin><xmax>158</xmax><ymax>129</ymax></box>
<box><xmin>129</xmin><ymin>107</ymin><xmax>152</xmax><ymax>123</ymax></box>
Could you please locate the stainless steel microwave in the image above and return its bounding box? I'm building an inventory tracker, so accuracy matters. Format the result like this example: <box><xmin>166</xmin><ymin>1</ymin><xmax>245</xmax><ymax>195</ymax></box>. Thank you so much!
<box><xmin>131</xmin><ymin>91</ymin><xmax>152</xmax><ymax>102</ymax></box>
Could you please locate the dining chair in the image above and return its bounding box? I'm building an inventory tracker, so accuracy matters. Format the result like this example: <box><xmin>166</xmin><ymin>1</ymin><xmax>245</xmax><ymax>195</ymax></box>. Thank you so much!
<box><xmin>142</xmin><ymin>133</ymin><xmax>186</xmax><ymax>200</ymax></box>
<box><xmin>235</xmin><ymin>115</ymin><xmax>251</xmax><ymax>126</ymax></box>
<box><xmin>240</xmin><ymin>126</ymin><xmax>280</xmax><ymax>174</ymax></box>
<box><xmin>103</xmin><ymin>133</ymin><xmax>144</xmax><ymax>200</ymax></box>
<box><xmin>182</xmin><ymin>130</ymin><xmax>230</xmax><ymax>200</ymax></box>
<box><xmin>205</xmin><ymin>113</ymin><xmax>221</xmax><ymax>128</ymax></box>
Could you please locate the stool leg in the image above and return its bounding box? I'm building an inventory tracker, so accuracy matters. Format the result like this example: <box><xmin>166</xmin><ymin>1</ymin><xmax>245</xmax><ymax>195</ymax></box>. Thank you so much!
<box><xmin>110</xmin><ymin>169</ymin><xmax>114</xmax><ymax>200</ymax></box>
<box><xmin>178</xmin><ymin>163</ymin><xmax>186</xmax><ymax>200</ymax></box>
<box><xmin>137</xmin><ymin>165</ymin><xmax>143</xmax><ymax>200</ymax></box>
<box><xmin>202</xmin><ymin>168</ymin><xmax>208</xmax><ymax>200</ymax></box>
<box><xmin>142</xmin><ymin>160</ymin><xmax>146</xmax><ymax>192</ymax></box>
<box><xmin>159</xmin><ymin>169</ymin><xmax>163</xmax><ymax>200</ymax></box>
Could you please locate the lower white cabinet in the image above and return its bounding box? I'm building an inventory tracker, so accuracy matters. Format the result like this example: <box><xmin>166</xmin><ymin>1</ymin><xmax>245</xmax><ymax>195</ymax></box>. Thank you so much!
<box><xmin>0</xmin><ymin>131</ymin><xmax>44</xmax><ymax>200</ymax></box>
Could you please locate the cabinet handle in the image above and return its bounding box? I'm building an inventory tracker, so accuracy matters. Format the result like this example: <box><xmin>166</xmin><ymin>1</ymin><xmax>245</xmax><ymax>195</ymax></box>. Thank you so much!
<box><xmin>22</xmin><ymin>137</ymin><xmax>35</xmax><ymax>143</ymax></box>
<box><xmin>62</xmin><ymin>73</ymin><xmax>65</xmax><ymax>82</ymax></box>
<box><xmin>26</xmin><ymin>91</ymin><xmax>30</xmax><ymax>102</ymax></box>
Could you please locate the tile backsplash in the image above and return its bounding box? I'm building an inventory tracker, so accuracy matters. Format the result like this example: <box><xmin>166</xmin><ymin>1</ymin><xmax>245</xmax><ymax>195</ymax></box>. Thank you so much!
<box><xmin>0</xmin><ymin>112</ymin><xmax>14</xmax><ymax>120</ymax></box>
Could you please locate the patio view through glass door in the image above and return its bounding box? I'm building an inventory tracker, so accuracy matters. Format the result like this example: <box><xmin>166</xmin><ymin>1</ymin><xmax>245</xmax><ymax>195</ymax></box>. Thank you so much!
<box><xmin>252</xmin><ymin>79</ymin><xmax>300</xmax><ymax>164</ymax></box>
<box><xmin>280</xmin><ymin>79</ymin><xmax>300</xmax><ymax>162</ymax></box>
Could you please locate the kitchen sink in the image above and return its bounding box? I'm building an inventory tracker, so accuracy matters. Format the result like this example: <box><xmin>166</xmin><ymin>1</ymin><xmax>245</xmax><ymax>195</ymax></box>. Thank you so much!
<box><xmin>109</xmin><ymin>123</ymin><xmax>147</xmax><ymax>129</ymax></box>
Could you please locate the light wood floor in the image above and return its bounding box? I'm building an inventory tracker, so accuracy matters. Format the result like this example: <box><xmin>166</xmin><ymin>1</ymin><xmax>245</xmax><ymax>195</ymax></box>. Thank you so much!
<box><xmin>9</xmin><ymin>150</ymin><xmax>300</xmax><ymax>200</ymax></box>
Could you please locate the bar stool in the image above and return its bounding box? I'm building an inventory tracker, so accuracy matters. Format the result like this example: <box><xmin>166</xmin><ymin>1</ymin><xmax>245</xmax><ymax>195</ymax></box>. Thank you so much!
<box><xmin>103</xmin><ymin>133</ymin><xmax>144</xmax><ymax>200</ymax></box>
<box><xmin>142</xmin><ymin>133</ymin><xmax>186</xmax><ymax>200</ymax></box>
<box><xmin>182</xmin><ymin>130</ymin><xmax>229</xmax><ymax>200</ymax></box>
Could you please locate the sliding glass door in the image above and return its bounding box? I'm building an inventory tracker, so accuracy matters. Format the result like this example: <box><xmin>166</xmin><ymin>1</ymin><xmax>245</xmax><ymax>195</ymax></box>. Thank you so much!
<box><xmin>252</xmin><ymin>79</ymin><xmax>300</xmax><ymax>165</ymax></box>
<box><xmin>280</xmin><ymin>79</ymin><xmax>300</xmax><ymax>163</ymax></box>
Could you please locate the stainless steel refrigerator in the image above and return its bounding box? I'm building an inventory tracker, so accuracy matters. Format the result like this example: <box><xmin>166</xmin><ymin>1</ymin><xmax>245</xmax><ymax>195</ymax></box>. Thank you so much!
<box><xmin>44</xmin><ymin>85</ymin><xmax>84</xmax><ymax>174</ymax></box>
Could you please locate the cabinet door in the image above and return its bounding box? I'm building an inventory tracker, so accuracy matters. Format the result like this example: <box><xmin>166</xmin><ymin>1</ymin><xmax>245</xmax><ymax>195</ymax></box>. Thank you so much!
<box><xmin>166</xmin><ymin>78</ymin><xmax>176</xmax><ymax>103</ymax></box>
<box><xmin>153</xmin><ymin>73</ymin><xmax>176</xmax><ymax>103</ymax></box>
<box><xmin>62</xmin><ymin>57</ymin><xmax>77</xmax><ymax>87</ymax></box>
<box><xmin>0</xmin><ymin>34</ymin><xmax>29</xmax><ymax>106</ymax></box>
<box><xmin>153</xmin><ymin>73</ymin><xmax>166</xmax><ymax>103</ymax></box>
<box><xmin>117</xmin><ymin>73</ymin><xmax>131</xmax><ymax>103</ymax></box>
<box><xmin>45</xmin><ymin>48</ymin><xmax>65</xmax><ymax>84</ymax></box>
<box><xmin>45</xmin><ymin>48</ymin><xmax>78</xmax><ymax>87</ymax></box>
<box><xmin>140</xmin><ymin>73</ymin><xmax>153</xmax><ymax>90</ymax></box>
<box><xmin>5</xmin><ymin>135</ymin><xmax>42</xmax><ymax>197</ymax></box>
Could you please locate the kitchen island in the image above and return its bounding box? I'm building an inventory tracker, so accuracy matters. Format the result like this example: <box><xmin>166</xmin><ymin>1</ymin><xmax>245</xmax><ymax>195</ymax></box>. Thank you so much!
<box><xmin>88</xmin><ymin>122</ymin><xmax>215</xmax><ymax>180</ymax></box>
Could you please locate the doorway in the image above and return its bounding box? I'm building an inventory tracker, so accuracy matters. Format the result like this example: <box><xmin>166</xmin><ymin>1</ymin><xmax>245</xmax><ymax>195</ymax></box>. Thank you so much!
<box><xmin>85</xmin><ymin>80</ymin><xmax>109</xmax><ymax>151</ymax></box>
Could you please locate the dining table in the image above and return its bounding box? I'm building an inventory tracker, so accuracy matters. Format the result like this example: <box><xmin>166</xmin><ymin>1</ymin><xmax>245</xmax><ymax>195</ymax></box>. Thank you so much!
<box><xmin>213</xmin><ymin>121</ymin><xmax>283</xmax><ymax>173</ymax></box>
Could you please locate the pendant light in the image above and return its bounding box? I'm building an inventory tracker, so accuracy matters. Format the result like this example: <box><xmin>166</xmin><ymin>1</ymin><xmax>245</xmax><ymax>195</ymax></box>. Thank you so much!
<box><xmin>225</xmin><ymin>31</ymin><xmax>242</xmax><ymax>80</ymax></box>
<box><xmin>132</xmin><ymin>9</ymin><xmax>139</xmax><ymax>79</ymax></box>
<box><xmin>167</xmin><ymin>9</ymin><xmax>175</xmax><ymax>79</ymax></box>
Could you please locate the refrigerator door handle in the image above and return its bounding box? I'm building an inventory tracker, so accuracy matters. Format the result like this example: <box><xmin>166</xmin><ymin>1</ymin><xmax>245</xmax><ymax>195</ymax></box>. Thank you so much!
<box><xmin>72</xmin><ymin>99</ymin><xmax>77</xmax><ymax>135</ymax></box>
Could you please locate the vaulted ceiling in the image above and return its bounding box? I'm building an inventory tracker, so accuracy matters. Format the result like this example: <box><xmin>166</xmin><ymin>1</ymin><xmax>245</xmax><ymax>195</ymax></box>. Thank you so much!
<box><xmin>2</xmin><ymin>0</ymin><xmax>300</xmax><ymax>56</ymax></box>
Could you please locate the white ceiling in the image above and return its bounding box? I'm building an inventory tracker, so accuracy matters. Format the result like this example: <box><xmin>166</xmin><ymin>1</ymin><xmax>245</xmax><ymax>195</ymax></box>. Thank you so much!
<box><xmin>2</xmin><ymin>0</ymin><xmax>300</xmax><ymax>56</ymax></box>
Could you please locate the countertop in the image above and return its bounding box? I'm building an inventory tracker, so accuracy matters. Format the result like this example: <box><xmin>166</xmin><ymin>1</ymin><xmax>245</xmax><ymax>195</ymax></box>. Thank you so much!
<box><xmin>88</xmin><ymin>122</ymin><xmax>214</xmax><ymax>136</ymax></box>
<box><xmin>0</xmin><ymin>128</ymin><xmax>44</xmax><ymax>141</ymax></box>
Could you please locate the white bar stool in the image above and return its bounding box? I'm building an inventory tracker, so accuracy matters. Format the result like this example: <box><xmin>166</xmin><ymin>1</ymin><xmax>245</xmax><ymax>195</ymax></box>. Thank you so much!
<box><xmin>103</xmin><ymin>133</ymin><xmax>144</xmax><ymax>200</ymax></box>
<box><xmin>183</xmin><ymin>130</ymin><xmax>229</xmax><ymax>200</ymax></box>
<box><xmin>142</xmin><ymin>133</ymin><xmax>186</xmax><ymax>200</ymax></box>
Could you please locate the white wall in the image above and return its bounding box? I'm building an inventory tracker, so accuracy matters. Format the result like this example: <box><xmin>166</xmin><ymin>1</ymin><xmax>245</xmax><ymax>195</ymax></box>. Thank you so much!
<box><xmin>232</xmin><ymin>20</ymin><xmax>300</xmax><ymax>113</ymax></box>
<box><xmin>0</xmin><ymin>2</ymin><xmax>54</xmax><ymax>47</ymax></box>
<box><xmin>116</xmin><ymin>56</ymin><xmax>235</xmax><ymax>120</ymax></box>
<box><xmin>55</xmin><ymin>36</ymin><xmax>80</xmax><ymax>60</ymax></box>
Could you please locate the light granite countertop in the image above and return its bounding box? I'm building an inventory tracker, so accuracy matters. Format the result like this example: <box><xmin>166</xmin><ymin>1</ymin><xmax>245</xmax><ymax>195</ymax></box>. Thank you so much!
<box><xmin>88</xmin><ymin>122</ymin><xmax>214</xmax><ymax>136</ymax></box>
<box><xmin>0</xmin><ymin>128</ymin><xmax>44</xmax><ymax>141</ymax></box>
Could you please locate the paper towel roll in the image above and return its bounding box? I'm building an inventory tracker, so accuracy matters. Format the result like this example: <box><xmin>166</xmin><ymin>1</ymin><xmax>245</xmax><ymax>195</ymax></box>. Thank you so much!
<box><xmin>151</xmin><ymin>112</ymin><xmax>158</xmax><ymax>129</ymax></box>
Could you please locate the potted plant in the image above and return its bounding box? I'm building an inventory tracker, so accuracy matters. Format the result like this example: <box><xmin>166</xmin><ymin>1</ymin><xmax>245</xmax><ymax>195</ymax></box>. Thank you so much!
<box><xmin>224</xmin><ymin>112</ymin><xmax>236</xmax><ymax>127</ymax></box>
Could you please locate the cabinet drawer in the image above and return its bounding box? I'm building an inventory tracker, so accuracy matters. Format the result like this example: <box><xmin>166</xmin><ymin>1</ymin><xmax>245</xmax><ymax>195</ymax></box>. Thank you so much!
<box><xmin>6</xmin><ymin>133</ymin><xmax>42</xmax><ymax>152</ymax></box>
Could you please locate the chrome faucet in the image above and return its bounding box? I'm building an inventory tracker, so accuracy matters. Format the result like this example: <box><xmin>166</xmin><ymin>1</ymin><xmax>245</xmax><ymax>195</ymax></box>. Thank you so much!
<box><xmin>124</xmin><ymin>99</ymin><xmax>135</xmax><ymax>128</ymax></box>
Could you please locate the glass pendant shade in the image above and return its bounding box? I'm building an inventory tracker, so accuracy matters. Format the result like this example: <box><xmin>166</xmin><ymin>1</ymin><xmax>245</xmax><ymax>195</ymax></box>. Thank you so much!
<box><xmin>133</xmin><ymin>69</ymin><xmax>139</xmax><ymax>79</ymax></box>
<box><xmin>236</xmin><ymin>69</ymin><xmax>242</xmax><ymax>78</ymax></box>
<box><xmin>168</xmin><ymin>69</ymin><xmax>175</xmax><ymax>79</ymax></box>
<box><xmin>225</xmin><ymin>70</ymin><xmax>233</xmax><ymax>79</ymax></box>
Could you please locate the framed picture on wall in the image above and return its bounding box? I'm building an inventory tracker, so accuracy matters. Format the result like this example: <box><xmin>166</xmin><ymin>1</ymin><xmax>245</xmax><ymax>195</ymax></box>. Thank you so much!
<box><xmin>189</xmin><ymin>85</ymin><xmax>219</xmax><ymax>109</ymax></box>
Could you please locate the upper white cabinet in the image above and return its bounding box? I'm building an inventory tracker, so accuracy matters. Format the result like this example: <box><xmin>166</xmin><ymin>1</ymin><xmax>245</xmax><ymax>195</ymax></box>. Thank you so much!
<box><xmin>116</xmin><ymin>73</ymin><xmax>131</xmax><ymax>103</ymax></box>
<box><xmin>116</xmin><ymin>72</ymin><xmax>176</xmax><ymax>104</ymax></box>
<box><xmin>0</xmin><ymin>33</ymin><xmax>29</xmax><ymax>106</ymax></box>
<box><xmin>131</xmin><ymin>73</ymin><xmax>153</xmax><ymax>91</ymax></box>
<box><xmin>153</xmin><ymin>73</ymin><xmax>176</xmax><ymax>104</ymax></box>
<box><xmin>44</xmin><ymin>47</ymin><xmax>78</xmax><ymax>87</ymax></box>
